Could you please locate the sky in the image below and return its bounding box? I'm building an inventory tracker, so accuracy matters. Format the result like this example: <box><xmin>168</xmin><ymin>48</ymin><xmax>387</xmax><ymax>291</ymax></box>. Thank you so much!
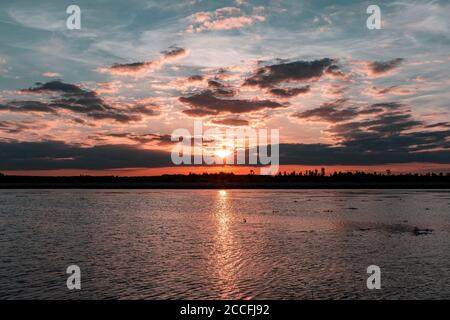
<box><xmin>0</xmin><ymin>0</ymin><xmax>449</xmax><ymax>175</ymax></box>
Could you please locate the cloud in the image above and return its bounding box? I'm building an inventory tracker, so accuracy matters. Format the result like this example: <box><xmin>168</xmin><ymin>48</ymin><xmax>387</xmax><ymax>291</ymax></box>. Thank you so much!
<box><xmin>161</xmin><ymin>47</ymin><xmax>189</xmax><ymax>60</ymax></box>
<box><xmin>388</xmin><ymin>2</ymin><xmax>450</xmax><ymax>36</ymax></box>
<box><xmin>424</xmin><ymin>122</ymin><xmax>450</xmax><ymax>129</ymax></box>
<box><xmin>97</xmin><ymin>61</ymin><xmax>158</xmax><ymax>77</ymax></box>
<box><xmin>244</xmin><ymin>58</ymin><xmax>340</xmax><ymax>88</ymax></box>
<box><xmin>182</xmin><ymin>108</ymin><xmax>219</xmax><ymax>117</ymax></box>
<box><xmin>293</xmin><ymin>100</ymin><xmax>449</xmax><ymax>155</ymax></box>
<box><xmin>2</xmin><ymin>81</ymin><xmax>160</xmax><ymax>123</ymax></box>
<box><xmin>42</xmin><ymin>72</ymin><xmax>61</xmax><ymax>78</ymax></box>
<box><xmin>0</xmin><ymin>140</ymin><xmax>172</xmax><ymax>170</ymax></box>
<box><xmin>359</xmin><ymin>58</ymin><xmax>404</xmax><ymax>77</ymax></box>
<box><xmin>211</xmin><ymin>118</ymin><xmax>249</xmax><ymax>126</ymax></box>
<box><xmin>1</xmin><ymin>139</ymin><xmax>448</xmax><ymax>171</ymax></box>
<box><xmin>365</xmin><ymin>85</ymin><xmax>415</xmax><ymax>97</ymax></box>
<box><xmin>321</xmin><ymin>84</ymin><xmax>348</xmax><ymax>98</ymax></box>
<box><xmin>96</xmin><ymin>47</ymin><xmax>188</xmax><ymax>77</ymax></box>
<box><xmin>188</xmin><ymin>75</ymin><xmax>204</xmax><ymax>82</ymax></box>
<box><xmin>107</xmin><ymin>133</ymin><xmax>174</xmax><ymax>145</ymax></box>
<box><xmin>187</xmin><ymin>7</ymin><xmax>265</xmax><ymax>32</ymax></box>
<box><xmin>268</xmin><ymin>85</ymin><xmax>311</xmax><ymax>97</ymax></box>
<box><xmin>293</xmin><ymin>99</ymin><xmax>383</xmax><ymax>123</ymax></box>
<box><xmin>207</xmin><ymin>79</ymin><xmax>236</xmax><ymax>97</ymax></box>
<box><xmin>327</xmin><ymin>110</ymin><xmax>423</xmax><ymax>142</ymax></box>
<box><xmin>321</xmin><ymin>103</ymin><xmax>450</xmax><ymax>154</ymax></box>
<box><xmin>95</xmin><ymin>81</ymin><xmax>123</xmax><ymax>94</ymax></box>
<box><xmin>234</xmin><ymin>0</ymin><xmax>248</xmax><ymax>6</ymax></box>
<box><xmin>278</xmin><ymin>142</ymin><xmax>450</xmax><ymax>165</ymax></box>
<box><xmin>20</xmin><ymin>81</ymin><xmax>87</xmax><ymax>94</ymax></box>
<box><xmin>128</xmin><ymin>104</ymin><xmax>161</xmax><ymax>117</ymax></box>
<box><xmin>0</xmin><ymin>100</ymin><xmax>57</xmax><ymax>114</ymax></box>
<box><xmin>0</xmin><ymin>120</ymin><xmax>45</xmax><ymax>134</ymax></box>
<box><xmin>179</xmin><ymin>90</ymin><xmax>285</xmax><ymax>117</ymax></box>
<box><xmin>7</xmin><ymin>7</ymin><xmax>64</xmax><ymax>31</ymax></box>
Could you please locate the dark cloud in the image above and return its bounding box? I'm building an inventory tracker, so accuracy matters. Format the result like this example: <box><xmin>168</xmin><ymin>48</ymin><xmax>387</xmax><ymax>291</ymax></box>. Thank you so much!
<box><xmin>1</xmin><ymin>139</ymin><xmax>449</xmax><ymax>171</ymax></box>
<box><xmin>207</xmin><ymin>79</ymin><xmax>236</xmax><ymax>97</ymax></box>
<box><xmin>183</xmin><ymin>108</ymin><xmax>219</xmax><ymax>117</ymax></box>
<box><xmin>269</xmin><ymin>85</ymin><xmax>311</xmax><ymax>97</ymax></box>
<box><xmin>328</xmin><ymin>112</ymin><xmax>422</xmax><ymax>140</ymax></box>
<box><xmin>293</xmin><ymin>100</ymin><xmax>449</xmax><ymax>157</ymax></box>
<box><xmin>162</xmin><ymin>47</ymin><xmax>188</xmax><ymax>59</ymax></box>
<box><xmin>71</xmin><ymin>118</ymin><xmax>86</xmax><ymax>124</ymax></box>
<box><xmin>325</xmin><ymin>106</ymin><xmax>450</xmax><ymax>155</ymax></box>
<box><xmin>293</xmin><ymin>102</ymin><xmax>359</xmax><ymax>123</ymax></box>
<box><xmin>179</xmin><ymin>90</ymin><xmax>285</xmax><ymax>117</ymax></box>
<box><xmin>370</xmin><ymin>102</ymin><xmax>404</xmax><ymax>110</ymax></box>
<box><xmin>325</xmin><ymin>64</ymin><xmax>345</xmax><ymax>77</ymax></box>
<box><xmin>107</xmin><ymin>133</ymin><xmax>174</xmax><ymax>145</ymax></box>
<box><xmin>244</xmin><ymin>58</ymin><xmax>340</xmax><ymax>88</ymax></box>
<box><xmin>368</xmin><ymin>58</ymin><xmax>404</xmax><ymax>75</ymax></box>
<box><xmin>187</xmin><ymin>75</ymin><xmax>204</xmax><ymax>82</ymax></box>
<box><xmin>128</xmin><ymin>104</ymin><xmax>161</xmax><ymax>116</ymax></box>
<box><xmin>293</xmin><ymin>101</ymin><xmax>403</xmax><ymax>123</ymax></box>
<box><xmin>211</xmin><ymin>118</ymin><xmax>249</xmax><ymax>126</ymax></box>
<box><xmin>20</xmin><ymin>81</ymin><xmax>86</xmax><ymax>94</ymax></box>
<box><xmin>1</xmin><ymin>81</ymin><xmax>160</xmax><ymax>123</ymax></box>
<box><xmin>207</xmin><ymin>80</ymin><xmax>224</xmax><ymax>88</ymax></box>
<box><xmin>425</xmin><ymin>122</ymin><xmax>450</xmax><ymax>129</ymax></box>
<box><xmin>108</xmin><ymin>61</ymin><xmax>155</xmax><ymax>73</ymax></box>
<box><xmin>0</xmin><ymin>140</ymin><xmax>173</xmax><ymax>170</ymax></box>
<box><xmin>0</xmin><ymin>100</ymin><xmax>57</xmax><ymax>114</ymax></box>
<box><xmin>278</xmin><ymin>142</ymin><xmax>450</xmax><ymax>165</ymax></box>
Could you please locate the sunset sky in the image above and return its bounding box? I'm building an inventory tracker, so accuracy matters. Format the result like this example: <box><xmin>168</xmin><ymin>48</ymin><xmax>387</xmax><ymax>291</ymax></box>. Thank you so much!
<box><xmin>0</xmin><ymin>0</ymin><xmax>449</xmax><ymax>175</ymax></box>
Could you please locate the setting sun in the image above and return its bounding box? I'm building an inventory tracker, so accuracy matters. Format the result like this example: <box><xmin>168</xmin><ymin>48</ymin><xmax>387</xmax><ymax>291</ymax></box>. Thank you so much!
<box><xmin>215</xmin><ymin>149</ymin><xmax>232</xmax><ymax>159</ymax></box>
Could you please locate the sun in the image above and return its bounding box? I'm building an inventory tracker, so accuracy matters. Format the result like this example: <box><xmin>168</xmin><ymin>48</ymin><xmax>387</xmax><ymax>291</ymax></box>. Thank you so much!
<box><xmin>215</xmin><ymin>149</ymin><xmax>232</xmax><ymax>159</ymax></box>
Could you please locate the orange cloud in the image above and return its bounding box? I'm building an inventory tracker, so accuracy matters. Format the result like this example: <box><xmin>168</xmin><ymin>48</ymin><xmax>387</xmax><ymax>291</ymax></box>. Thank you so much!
<box><xmin>353</xmin><ymin>58</ymin><xmax>404</xmax><ymax>78</ymax></box>
<box><xmin>42</xmin><ymin>72</ymin><xmax>61</xmax><ymax>78</ymax></box>
<box><xmin>187</xmin><ymin>7</ymin><xmax>265</xmax><ymax>32</ymax></box>
<box><xmin>96</xmin><ymin>47</ymin><xmax>189</xmax><ymax>77</ymax></box>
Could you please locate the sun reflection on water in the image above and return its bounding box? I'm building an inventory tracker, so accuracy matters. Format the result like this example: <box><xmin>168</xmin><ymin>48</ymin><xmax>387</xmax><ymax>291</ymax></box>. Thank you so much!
<box><xmin>210</xmin><ymin>189</ymin><xmax>243</xmax><ymax>299</ymax></box>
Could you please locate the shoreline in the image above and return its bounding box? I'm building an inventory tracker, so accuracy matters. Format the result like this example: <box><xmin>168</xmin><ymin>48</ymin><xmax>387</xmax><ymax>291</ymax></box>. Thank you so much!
<box><xmin>1</xmin><ymin>182</ymin><xmax>449</xmax><ymax>189</ymax></box>
<box><xmin>2</xmin><ymin>173</ymin><xmax>449</xmax><ymax>189</ymax></box>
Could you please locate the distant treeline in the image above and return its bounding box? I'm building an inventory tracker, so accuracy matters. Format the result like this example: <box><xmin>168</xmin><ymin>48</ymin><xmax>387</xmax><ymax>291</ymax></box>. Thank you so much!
<box><xmin>1</xmin><ymin>170</ymin><xmax>449</xmax><ymax>189</ymax></box>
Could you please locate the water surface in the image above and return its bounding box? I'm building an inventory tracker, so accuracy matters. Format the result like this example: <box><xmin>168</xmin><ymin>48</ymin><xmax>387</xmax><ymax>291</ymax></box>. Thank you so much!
<box><xmin>1</xmin><ymin>189</ymin><xmax>450</xmax><ymax>299</ymax></box>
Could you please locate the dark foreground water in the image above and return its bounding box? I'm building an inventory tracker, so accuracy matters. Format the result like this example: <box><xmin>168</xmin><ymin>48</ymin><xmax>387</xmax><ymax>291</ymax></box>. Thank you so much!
<box><xmin>1</xmin><ymin>189</ymin><xmax>450</xmax><ymax>299</ymax></box>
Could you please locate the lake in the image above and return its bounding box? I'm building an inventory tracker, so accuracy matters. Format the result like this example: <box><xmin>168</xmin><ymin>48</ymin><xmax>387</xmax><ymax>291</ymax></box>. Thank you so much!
<box><xmin>1</xmin><ymin>189</ymin><xmax>450</xmax><ymax>299</ymax></box>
